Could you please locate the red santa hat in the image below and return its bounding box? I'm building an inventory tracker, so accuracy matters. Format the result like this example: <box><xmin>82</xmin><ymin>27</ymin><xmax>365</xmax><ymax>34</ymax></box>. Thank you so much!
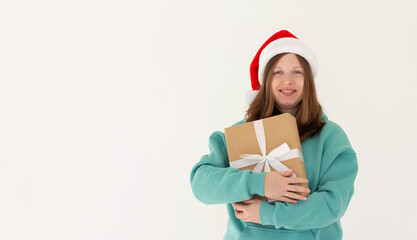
<box><xmin>246</xmin><ymin>30</ymin><xmax>318</xmax><ymax>104</ymax></box>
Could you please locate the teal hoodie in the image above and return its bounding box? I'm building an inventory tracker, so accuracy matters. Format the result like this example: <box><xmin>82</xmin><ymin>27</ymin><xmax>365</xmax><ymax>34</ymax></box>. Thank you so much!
<box><xmin>190</xmin><ymin>113</ymin><xmax>358</xmax><ymax>240</ymax></box>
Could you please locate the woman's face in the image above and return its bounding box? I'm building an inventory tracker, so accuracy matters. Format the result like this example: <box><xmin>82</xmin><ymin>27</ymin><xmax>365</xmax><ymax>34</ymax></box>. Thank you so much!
<box><xmin>270</xmin><ymin>53</ymin><xmax>304</xmax><ymax>115</ymax></box>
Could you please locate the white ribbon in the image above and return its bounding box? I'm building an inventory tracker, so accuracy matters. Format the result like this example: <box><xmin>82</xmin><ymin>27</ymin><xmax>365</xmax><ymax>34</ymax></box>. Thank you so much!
<box><xmin>230</xmin><ymin>119</ymin><xmax>304</xmax><ymax>178</ymax></box>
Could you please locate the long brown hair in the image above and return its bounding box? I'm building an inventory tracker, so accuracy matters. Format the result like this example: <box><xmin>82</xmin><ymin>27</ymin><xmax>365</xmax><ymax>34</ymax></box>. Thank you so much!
<box><xmin>245</xmin><ymin>53</ymin><xmax>325</xmax><ymax>142</ymax></box>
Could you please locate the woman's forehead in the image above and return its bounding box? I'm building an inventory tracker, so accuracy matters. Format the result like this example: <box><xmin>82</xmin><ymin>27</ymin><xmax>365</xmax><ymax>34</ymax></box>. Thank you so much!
<box><xmin>274</xmin><ymin>54</ymin><xmax>302</xmax><ymax>67</ymax></box>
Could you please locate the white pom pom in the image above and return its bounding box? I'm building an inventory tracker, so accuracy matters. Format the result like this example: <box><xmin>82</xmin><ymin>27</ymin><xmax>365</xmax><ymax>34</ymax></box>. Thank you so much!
<box><xmin>244</xmin><ymin>90</ymin><xmax>259</xmax><ymax>105</ymax></box>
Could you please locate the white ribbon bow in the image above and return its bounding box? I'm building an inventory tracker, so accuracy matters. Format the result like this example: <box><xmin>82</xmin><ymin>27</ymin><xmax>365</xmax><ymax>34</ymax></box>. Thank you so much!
<box><xmin>230</xmin><ymin>119</ymin><xmax>303</xmax><ymax>178</ymax></box>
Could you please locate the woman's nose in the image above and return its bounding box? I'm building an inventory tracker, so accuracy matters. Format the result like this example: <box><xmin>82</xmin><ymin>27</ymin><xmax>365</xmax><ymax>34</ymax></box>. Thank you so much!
<box><xmin>282</xmin><ymin>74</ymin><xmax>294</xmax><ymax>84</ymax></box>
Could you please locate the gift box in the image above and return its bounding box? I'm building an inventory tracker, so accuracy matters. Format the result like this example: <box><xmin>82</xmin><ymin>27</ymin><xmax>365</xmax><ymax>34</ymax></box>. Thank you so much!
<box><xmin>224</xmin><ymin>113</ymin><xmax>309</xmax><ymax>201</ymax></box>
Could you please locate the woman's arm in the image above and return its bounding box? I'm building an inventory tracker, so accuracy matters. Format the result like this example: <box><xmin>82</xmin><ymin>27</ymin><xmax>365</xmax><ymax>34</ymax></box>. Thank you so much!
<box><xmin>190</xmin><ymin>131</ymin><xmax>266</xmax><ymax>204</ymax></box>
<box><xmin>191</xmin><ymin>130</ymin><xmax>312</xmax><ymax>205</ymax></box>
<box><xmin>259</xmin><ymin>149</ymin><xmax>358</xmax><ymax>230</ymax></box>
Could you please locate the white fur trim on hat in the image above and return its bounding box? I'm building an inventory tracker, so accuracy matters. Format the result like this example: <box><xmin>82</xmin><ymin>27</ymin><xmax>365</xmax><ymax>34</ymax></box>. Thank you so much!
<box><xmin>244</xmin><ymin>90</ymin><xmax>260</xmax><ymax>105</ymax></box>
<box><xmin>258</xmin><ymin>37</ymin><xmax>318</xmax><ymax>85</ymax></box>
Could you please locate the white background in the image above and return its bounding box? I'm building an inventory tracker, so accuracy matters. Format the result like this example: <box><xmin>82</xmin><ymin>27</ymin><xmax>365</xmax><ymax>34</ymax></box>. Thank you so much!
<box><xmin>1</xmin><ymin>0</ymin><xmax>416</xmax><ymax>239</ymax></box>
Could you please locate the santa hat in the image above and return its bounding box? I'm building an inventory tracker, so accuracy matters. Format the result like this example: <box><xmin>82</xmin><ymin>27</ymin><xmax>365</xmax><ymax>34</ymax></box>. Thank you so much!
<box><xmin>245</xmin><ymin>30</ymin><xmax>318</xmax><ymax>104</ymax></box>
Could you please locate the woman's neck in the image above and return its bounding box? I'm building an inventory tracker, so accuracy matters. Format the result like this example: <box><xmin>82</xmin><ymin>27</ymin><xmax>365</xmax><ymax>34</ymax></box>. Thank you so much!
<box><xmin>275</xmin><ymin>106</ymin><xmax>299</xmax><ymax>115</ymax></box>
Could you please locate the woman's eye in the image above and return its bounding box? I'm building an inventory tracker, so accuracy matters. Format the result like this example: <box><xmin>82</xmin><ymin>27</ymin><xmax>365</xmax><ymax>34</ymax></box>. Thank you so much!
<box><xmin>273</xmin><ymin>71</ymin><xmax>283</xmax><ymax>75</ymax></box>
<box><xmin>293</xmin><ymin>70</ymin><xmax>303</xmax><ymax>75</ymax></box>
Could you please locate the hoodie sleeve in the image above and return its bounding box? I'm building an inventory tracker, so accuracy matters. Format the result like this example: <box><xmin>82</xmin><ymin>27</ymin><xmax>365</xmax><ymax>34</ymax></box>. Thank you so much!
<box><xmin>190</xmin><ymin>131</ymin><xmax>266</xmax><ymax>204</ymax></box>
<box><xmin>259</xmin><ymin>124</ymin><xmax>359</xmax><ymax>230</ymax></box>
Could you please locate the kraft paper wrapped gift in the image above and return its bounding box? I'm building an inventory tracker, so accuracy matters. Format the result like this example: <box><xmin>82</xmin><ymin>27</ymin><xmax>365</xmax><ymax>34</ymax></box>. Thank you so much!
<box><xmin>224</xmin><ymin>113</ymin><xmax>309</xmax><ymax>201</ymax></box>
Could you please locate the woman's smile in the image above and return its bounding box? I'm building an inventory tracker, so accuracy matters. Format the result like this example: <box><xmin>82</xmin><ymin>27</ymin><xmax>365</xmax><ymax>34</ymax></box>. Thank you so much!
<box><xmin>279</xmin><ymin>88</ymin><xmax>297</xmax><ymax>96</ymax></box>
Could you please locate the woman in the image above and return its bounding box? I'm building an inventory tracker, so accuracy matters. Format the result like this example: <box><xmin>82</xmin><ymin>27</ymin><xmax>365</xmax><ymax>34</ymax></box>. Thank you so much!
<box><xmin>190</xmin><ymin>30</ymin><xmax>358</xmax><ymax>240</ymax></box>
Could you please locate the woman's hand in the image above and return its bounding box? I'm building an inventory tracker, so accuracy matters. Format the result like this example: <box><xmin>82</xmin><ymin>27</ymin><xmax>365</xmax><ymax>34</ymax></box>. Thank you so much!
<box><xmin>232</xmin><ymin>199</ymin><xmax>263</xmax><ymax>224</ymax></box>
<box><xmin>264</xmin><ymin>169</ymin><xmax>310</xmax><ymax>204</ymax></box>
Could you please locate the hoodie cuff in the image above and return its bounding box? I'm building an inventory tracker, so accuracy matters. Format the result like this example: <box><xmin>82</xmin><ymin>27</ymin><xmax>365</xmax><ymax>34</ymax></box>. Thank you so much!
<box><xmin>248</xmin><ymin>172</ymin><xmax>266</xmax><ymax>197</ymax></box>
<box><xmin>259</xmin><ymin>200</ymin><xmax>276</xmax><ymax>226</ymax></box>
